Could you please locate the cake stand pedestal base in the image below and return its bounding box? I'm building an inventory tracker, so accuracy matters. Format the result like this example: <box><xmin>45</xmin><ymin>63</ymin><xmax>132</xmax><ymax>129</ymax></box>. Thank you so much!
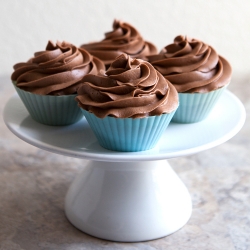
<box><xmin>4</xmin><ymin>91</ymin><xmax>245</xmax><ymax>242</ymax></box>
<box><xmin>65</xmin><ymin>160</ymin><xmax>192</xmax><ymax>242</ymax></box>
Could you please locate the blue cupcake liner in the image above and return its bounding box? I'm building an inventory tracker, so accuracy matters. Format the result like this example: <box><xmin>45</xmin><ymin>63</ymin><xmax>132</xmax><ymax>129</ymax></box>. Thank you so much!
<box><xmin>82</xmin><ymin>110</ymin><xmax>176</xmax><ymax>152</ymax></box>
<box><xmin>13</xmin><ymin>83</ymin><xmax>83</xmax><ymax>126</ymax></box>
<box><xmin>172</xmin><ymin>85</ymin><xmax>228</xmax><ymax>123</ymax></box>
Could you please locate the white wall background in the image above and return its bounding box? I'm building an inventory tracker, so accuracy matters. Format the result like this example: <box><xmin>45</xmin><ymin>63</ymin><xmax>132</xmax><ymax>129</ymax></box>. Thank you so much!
<box><xmin>1</xmin><ymin>0</ymin><xmax>249</xmax><ymax>76</ymax></box>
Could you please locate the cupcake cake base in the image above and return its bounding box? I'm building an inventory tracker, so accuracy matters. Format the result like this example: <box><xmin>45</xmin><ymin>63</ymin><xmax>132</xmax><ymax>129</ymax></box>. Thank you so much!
<box><xmin>14</xmin><ymin>84</ymin><xmax>83</xmax><ymax>126</ymax></box>
<box><xmin>82</xmin><ymin>110</ymin><xmax>176</xmax><ymax>152</ymax></box>
<box><xmin>172</xmin><ymin>85</ymin><xmax>228</xmax><ymax>123</ymax></box>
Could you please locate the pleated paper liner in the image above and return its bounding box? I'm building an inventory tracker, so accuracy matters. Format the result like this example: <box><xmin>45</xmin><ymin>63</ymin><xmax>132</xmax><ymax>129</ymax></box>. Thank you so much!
<box><xmin>13</xmin><ymin>83</ymin><xmax>83</xmax><ymax>126</ymax></box>
<box><xmin>82</xmin><ymin>109</ymin><xmax>176</xmax><ymax>152</ymax></box>
<box><xmin>172</xmin><ymin>85</ymin><xmax>228</xmax><ymax>123</ymax></box>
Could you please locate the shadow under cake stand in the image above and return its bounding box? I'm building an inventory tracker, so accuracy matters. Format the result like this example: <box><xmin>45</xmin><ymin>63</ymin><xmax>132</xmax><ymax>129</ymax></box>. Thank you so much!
<box><xmin>3</xmin><ymin>90</ymin><xmax>246</xmax><ymax>242</ymax></box>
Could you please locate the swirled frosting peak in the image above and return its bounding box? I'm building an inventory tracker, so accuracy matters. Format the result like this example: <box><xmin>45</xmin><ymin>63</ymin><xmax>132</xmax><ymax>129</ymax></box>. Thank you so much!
<box><xmin>147</xmin><ymin>35</ymin><xmax>232</xmax><ymax>93</ymax></box>
<box><xmin>11</xmin><ymin>41</ymin><xmax>105</xmax><ymax>95</ymax></box>
<box><xmin>76</xmin><ymin>54</ymin><xmax>178</xmax><ymax>118</ymax></box>
<box><xmin>81</xmin><ymin>20</ymin><xmax>157</xmax><ymax>68</ymax></box>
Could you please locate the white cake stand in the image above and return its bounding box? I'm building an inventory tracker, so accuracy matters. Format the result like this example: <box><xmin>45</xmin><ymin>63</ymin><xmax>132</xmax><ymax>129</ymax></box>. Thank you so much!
<box><xmin>3</xmin><ymin>90</ymin><xmax>246</xmax><ymax>242</ymax></box>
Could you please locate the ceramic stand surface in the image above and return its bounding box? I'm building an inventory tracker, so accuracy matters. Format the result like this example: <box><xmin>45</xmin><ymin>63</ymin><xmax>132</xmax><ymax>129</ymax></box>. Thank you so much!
<box><xmin>3</xmin><ymin>90</ymin><xmax>246</xmax><ymax>242</ymax></box>
<box><xmin>65</xmin><ymin>160</ymin><xmax>192</xmax><ymax>242</ymax></box>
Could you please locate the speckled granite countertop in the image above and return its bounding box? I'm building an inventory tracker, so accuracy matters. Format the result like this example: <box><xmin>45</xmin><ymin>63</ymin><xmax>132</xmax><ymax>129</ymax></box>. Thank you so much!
<box><xmin>0</xmin><ymin>73</ymin><xmax>249</xmax><ymax>250</ymax></box>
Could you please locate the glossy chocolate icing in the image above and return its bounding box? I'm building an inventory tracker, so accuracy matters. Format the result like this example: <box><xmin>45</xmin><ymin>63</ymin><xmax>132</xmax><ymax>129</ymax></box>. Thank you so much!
<box><xmin>76</xmin><ymin>54</ymin><xmax>178</xmax><ymax>118</ymax></box>
<box><xmin>81</xmin><ymin>20</ymin><xmax>157</xmax><ymax>68</ymax></box>
<box><xmin>11</xmin><ymin>41</ymin><xmax>105</xmax><ymax>95</ymax></box>
<box><xmin>147</xmin><ymin>35</ymin><xmax>232</xmax><ymax>93</ymax></box>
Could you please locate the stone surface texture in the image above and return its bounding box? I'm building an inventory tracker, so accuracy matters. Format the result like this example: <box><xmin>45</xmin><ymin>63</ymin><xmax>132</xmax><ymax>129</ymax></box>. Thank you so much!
<box><xmin>0</xmin><ymin>73</ymin><xmax>249</xmax><ymax>250</ymax></box>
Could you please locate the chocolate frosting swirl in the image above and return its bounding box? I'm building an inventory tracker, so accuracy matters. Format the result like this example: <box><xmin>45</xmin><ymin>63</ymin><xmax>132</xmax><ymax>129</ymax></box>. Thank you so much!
<box><xmin>76</xmin><ymin>54</ymin><xmax>178</xmax><ymax>118</ymax></box>
<box><xmin>81</xmin><ymin>20</ymin><xmax>157</xmax><ymax>68</ymax></box>
<box><xmin>11</xmin><ymin>41</ymin><xmax>105</xmax><ymax>95</ymax></box>
<box><xmin>147</xmin><ymin>35</ymin><xmax>232</xmax><ymax>93</ymax></box>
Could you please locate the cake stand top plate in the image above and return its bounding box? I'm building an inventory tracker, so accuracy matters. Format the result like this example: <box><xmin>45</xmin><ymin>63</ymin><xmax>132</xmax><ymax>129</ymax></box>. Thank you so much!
<box><xmin>3</xmin><ymin>91</ymin><xmax>246</xmax><ymax>162</ymax></box>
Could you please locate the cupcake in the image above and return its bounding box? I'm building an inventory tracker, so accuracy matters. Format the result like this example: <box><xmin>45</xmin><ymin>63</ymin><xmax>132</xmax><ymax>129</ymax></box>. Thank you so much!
<box><xmin>81</xmin><ymin>19</ymin><xmax>157</xmax><ymax>69</ymax></box>
<box><xmin>76</xmin><ymin>54</ymin><xmax>179</xmax><ymax>152</ymax></box>
<box><xmin>11</xmin><ymin>41</ymin><xmax>105</xmax><ymax>126</ymax></box>
<box><xmin>147</xmin><ymin>35</ymin><xmax>232</xmax><ymax>123</ymax></box>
